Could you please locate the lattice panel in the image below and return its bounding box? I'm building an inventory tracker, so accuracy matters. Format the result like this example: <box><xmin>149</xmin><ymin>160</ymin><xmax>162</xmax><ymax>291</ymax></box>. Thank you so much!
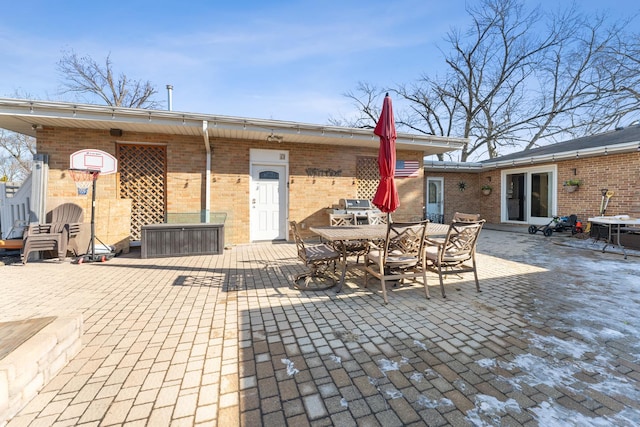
<box><xmin>356</xmin><ymin>157</ymin><xmax>380</xmax><ymax>200</ymax></box>
<box><xmin>117</xmin><ymin>144</ymin><xmax>166</xmax><ymax>241</ymax></box>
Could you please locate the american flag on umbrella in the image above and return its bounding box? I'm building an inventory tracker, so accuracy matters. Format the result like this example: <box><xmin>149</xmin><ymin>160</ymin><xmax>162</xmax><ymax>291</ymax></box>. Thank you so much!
<box><xmin>394</xmin><ymin>160</ymin><xmax>420</xmax><ymax>178</ymax></box>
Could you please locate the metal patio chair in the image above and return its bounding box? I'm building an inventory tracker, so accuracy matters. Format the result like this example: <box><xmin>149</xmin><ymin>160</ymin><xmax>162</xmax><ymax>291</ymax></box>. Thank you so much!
<box><xmin>453</xmin><ymin>212</ymin><xmax>481</xmax><ymax>222</ymax></box>
<box><xmin>366</xmin><ymin>211</ymin><xmax>389</xmax><ymax>225</ymax></box>
<box><xmin>290</xmin><ymin>221</ymin><xmax>341</xmax><ymax>290</ymax></box>
<box><xmin>363</xmin><ymin>220</ymin><xmax>430</xmax><ymax>304</ymax></box>
<box><xmin>424</xmin><ymin>218</ymin><xmax>485</xmax><ymax>298</ymax></box>
<box><xmin>329</xmin><ymin>213</ymin><xmax>369</xmax><ymax>263</ymax></box>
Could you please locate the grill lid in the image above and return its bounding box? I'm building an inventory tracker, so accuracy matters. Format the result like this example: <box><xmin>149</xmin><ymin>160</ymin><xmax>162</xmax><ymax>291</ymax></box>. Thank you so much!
<box><xmin>339</xmin><ymin>199</ymin><xmax>374</xmax><ymax>210</ymax></box>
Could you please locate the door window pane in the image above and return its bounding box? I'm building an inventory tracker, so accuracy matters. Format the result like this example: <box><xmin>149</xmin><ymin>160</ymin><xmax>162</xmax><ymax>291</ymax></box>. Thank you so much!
<box><xmin>530</xmin><ymin>172</ymin><xmax>551</xmax><ymax>217</ymax></box>
<box><xmin>507</xmin><ymin>173</ymin><xmax>525</xmax><ymax>221</ymax></box>
<box><xmin>259</xmin><ymin>171</ymin><xmax>279</xmax><ymax>180</ymax></box>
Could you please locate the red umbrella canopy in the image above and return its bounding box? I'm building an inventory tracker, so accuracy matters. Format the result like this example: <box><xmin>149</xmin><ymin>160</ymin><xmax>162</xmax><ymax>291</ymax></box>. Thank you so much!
<box><xmin>372</xmin><ymin>94</ymin><xmax>400</xmax><ymax>213</ymax></box>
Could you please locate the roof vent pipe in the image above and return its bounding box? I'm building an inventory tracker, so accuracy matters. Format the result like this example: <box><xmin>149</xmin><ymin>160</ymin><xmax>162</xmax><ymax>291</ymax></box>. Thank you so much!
<box><xmin>166</xmin><ymin>85</ymin><xmax>173</xmax><ymax>111</ymax></box>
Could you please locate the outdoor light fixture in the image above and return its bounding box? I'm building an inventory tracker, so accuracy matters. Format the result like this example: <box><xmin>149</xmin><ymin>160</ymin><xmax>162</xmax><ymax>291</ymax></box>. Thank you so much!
<box><xmin>266</xmin><ymin>133</ymin><xmax>283</xmax><ymax>143</ymax></box>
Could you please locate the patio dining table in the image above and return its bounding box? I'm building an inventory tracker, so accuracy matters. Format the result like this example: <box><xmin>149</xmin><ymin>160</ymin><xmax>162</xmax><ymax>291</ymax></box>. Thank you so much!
<box><xmin>588</xmin><ymin>215</ymin><xmax>640</xmax><ymax>259</ymax></box>
<box><xmin>310</xmin><ymin>222</ymin><xmax>450</xmax><ymax>292</ymax></box>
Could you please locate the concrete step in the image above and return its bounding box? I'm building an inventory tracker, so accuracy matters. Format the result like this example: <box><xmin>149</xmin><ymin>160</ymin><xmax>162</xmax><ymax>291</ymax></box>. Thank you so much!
<box><xmin>0</xmin><ymin>315</ymin><xmax>83</xmax><ymax>425</ymax></box>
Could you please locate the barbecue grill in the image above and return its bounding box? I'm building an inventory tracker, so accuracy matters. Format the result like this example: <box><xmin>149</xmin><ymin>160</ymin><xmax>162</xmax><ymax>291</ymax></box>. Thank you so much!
<box><xmin>335</xmin><ymin>199</ymin><xmax>381</xmax><ymax>224</ymax></box>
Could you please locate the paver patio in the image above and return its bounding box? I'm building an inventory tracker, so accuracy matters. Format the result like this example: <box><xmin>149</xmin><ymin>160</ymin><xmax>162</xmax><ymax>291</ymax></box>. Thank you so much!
<box><xmin>1</xmin><ymin>229</ymin><xmax>639</xmax><ymax>426</ymax></box>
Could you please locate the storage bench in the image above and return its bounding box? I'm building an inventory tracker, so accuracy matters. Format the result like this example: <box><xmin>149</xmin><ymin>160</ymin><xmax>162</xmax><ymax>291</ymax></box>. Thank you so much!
<box><xmin>141</xmin><ymin>223</ymin><xmax>224</xmax><ymax>258</ymax></box>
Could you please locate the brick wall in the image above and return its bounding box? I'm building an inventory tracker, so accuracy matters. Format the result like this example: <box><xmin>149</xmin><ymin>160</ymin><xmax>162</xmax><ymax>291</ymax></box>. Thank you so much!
<box><xmin>556</xmin><ymin>152</ymin><xmax>640</xmax><ymax>219</ymax></box>
<box><xmin>428</xmin><ymin>151</ymin><xmax>639</xmax><ymax>224</ymax></box>
<box><xmin>37</xmin><ymin>127</ymin><xmax>427</xmax><ymax>245</ymax></box>
<box><xmin>424</xmin><ymin>171</ymin><xmax>489</xmax><ymax>223</ymax></box>
<box><xmin>212</xmin><ymin>139</ymin><xmax>425</xmax><ymax>241</ymax></box>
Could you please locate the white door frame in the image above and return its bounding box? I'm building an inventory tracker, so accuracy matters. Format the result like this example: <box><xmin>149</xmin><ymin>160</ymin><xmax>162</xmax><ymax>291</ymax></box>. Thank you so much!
<box><xmin>501</xmin><ymin>164</ymin><xmax>558</xmax><ymax>225</ymax></box>
<box><xmin>250</xmin><ymin>149</ymin><xmax>289</xmax><ymax>241</ymax></box>
<box><xmin>425</xmin><ymin>177</ymin><xmax>444</xmax><ymax>223</ymax></box>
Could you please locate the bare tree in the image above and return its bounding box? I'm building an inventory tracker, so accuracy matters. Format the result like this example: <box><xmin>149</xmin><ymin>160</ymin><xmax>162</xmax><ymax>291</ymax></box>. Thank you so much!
<box><xmin>57</xmin><ymin>50</ymin><xmax>162</xmax><ymax>109</ymax></box>
<box><xmin>0</xmin><ymin>129</ymin><xmax>35</xmax><ymax>182</ymax></box>
<box><xmin>342</xmin><ymin>0</ymin><xmax>640</xmax><ymax>161</ymax></box>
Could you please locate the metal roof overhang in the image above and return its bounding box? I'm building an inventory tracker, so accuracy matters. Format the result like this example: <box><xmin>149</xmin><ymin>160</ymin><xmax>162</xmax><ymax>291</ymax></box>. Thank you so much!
<box><xmin>0</xmin><ymin>98</ymin><xmax>467</xmax><ymax>156</ymax></box>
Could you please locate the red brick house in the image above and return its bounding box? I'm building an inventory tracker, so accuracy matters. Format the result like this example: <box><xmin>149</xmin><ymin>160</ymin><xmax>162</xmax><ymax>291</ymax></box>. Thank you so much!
<box><xmin>424</xmin><ymin>124</ymin><xmax>640</xmax><ymax>226</ymax></box>
<box><xmin>0</xmin><ymin>98</ymin><xmax>466</xmax><ymax>252</ymax></box>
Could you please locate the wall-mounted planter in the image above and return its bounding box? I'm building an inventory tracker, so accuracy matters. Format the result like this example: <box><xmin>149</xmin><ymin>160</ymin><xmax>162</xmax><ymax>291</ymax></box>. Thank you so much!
<box><xmin>565</xmin><ymin>185</ymin><xmax>578</xmax><ymax>193</ymax></box>
<box><xmin>482</xmin><ymin>188</ymin><xmax>492</xmax><ymax>196</ymax></box>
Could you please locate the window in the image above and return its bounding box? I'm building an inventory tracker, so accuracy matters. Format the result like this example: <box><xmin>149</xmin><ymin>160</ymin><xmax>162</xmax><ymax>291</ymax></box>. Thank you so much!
<box><xmin>258</xmin><ymin>171</ymin><xmax>279</xmax><ymax>180</ymax></box>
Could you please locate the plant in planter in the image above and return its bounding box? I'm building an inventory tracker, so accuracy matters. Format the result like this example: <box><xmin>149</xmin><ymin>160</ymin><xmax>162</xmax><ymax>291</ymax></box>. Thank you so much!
<box><xmin>481</xmin><ymin>184</ymin><xmax>492</xmax><ymax>195</ymax></box>
<box><xmin>563</xmin><ymin>179</ymin><xmax>581</xmax><ymax>192</ymax></box>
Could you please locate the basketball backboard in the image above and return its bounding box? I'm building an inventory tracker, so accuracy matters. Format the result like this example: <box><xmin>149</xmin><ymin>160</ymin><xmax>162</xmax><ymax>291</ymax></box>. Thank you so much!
<box><xmin>70</xmin><ymin>149</ymin><xmax>117</xmax><ymax>175</ymax></box>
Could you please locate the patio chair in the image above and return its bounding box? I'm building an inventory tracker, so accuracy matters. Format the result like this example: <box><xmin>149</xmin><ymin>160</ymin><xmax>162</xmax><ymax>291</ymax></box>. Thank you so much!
<box><xmin>329</xmin><ymin>213</ymin><xmax>357</xmax><ymax>227</ymax></box>
<box><xmin>363</xmin><ymin>220</ymin><xmax>430</xmax><ymax>304</ymax></box>
<box><xmin>426</xmin><ymin>212</ymin><xmax>481</xmax><ymax>247</ymax></box>
<box><xmin>290</xmin><ymin>221</ymin><xmax>341</xmax><ymax>290</ymax></box>
<box><xmin>46</xmin><ymin>203</ymin><xmax>84</xmax><ymax>255</ymax></box>
<box><xmin>329</xmin><ymin>213</ymin><xmax>368</xmax><ymax>263</ymax></box>
<box><xmin>367</xmin><ymin>211</ymin><xmax>389</xmax><ymax>225</ymax></box>
<box><xmin>453</xmin><ymin>212</ymin><xmax>481</xmax><ymax>222</ymax></box>
<box><xmin>424</xmin><ymin>219</ymin><xmax>485</xmax><ymax>298</ymax></box>
<box><xmin>21</xmin><ymin>203</ymin><xmax>84</xmax><ymax>264</ymax></box>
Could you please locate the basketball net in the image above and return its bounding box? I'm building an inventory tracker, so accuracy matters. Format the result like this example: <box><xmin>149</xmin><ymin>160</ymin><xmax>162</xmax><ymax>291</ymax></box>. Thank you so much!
<box><xmin>69</xmin><ymin>169</ymin><xmax>100</xmax><ymax>196</ymax></box>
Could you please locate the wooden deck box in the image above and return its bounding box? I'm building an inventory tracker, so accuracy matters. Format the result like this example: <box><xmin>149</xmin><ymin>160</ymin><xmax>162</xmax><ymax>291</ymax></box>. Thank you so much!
<box><xmin>141</xmin><ymin>223</ymin><xmax>224</xmax><ymax>258</ymax></box>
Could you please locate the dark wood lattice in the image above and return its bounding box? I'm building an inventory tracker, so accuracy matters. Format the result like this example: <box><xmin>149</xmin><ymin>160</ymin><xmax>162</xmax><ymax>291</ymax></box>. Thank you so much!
<box><xmin>356</xmin><ymin>157</ymin><xmax>380</xmax><ymax>200</ymax></box>
<box><xmin>117</xmin><ymin>144</ymin><xmax>167</xmax><ymax>241</ymax></box>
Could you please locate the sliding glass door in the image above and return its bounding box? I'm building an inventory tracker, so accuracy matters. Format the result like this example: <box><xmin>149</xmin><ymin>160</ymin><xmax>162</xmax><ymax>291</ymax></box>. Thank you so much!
<box><xmin>502</xmin><ymin>166</ymin><xmax>557</xmax><ymax>224</ymax></box>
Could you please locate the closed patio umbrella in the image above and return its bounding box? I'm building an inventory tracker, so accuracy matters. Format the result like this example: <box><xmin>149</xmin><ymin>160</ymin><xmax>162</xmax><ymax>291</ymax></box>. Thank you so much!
<box><xmin>372</xmin><ymin>93</ymin><xmax>399</xmax><ymax>216</ymax></box>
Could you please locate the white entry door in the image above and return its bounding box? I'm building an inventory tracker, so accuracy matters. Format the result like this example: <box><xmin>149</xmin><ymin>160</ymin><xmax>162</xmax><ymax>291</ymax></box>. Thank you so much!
<box><xmin>426</xmin><ymin>177</ymin><xmax>444</xmax><ymax>223</ymax></box>
<box><xmin>251</xmin><ymin>165</ymin><xmax>286</xmax><ymax>241</ymax></box>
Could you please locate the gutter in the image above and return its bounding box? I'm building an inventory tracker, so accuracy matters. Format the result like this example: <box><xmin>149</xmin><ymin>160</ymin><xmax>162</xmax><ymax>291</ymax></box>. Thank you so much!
<box><xmin>481</xmin><ymin>141</ymin><xmax>639</xmax><ymax>169</ymax></box>
<box><xmin>202</xmin><ymin>121</ymin><xmax>211</xmax><ymax>223</ymax></box>
<box><xmin>425</xmin><ymin>141</ymin><xmax>640</xmax><ymax>171</ymax></box>
<box><xmin>0</xmin><ymin>98</ymin><xmax>466</xmax><ymax>149</ymax></box>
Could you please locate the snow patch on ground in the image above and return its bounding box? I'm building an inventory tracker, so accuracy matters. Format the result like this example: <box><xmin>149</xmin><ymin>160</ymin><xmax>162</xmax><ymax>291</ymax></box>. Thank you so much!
<box><xmin>530</xmin><ymin>401</ymin><xmax>640</xmax><ymax>427</ymax></box>
<box><xmin>281</xmin><ymin>358</ymin><xmax>299</xmax><ymax>376</ymax></box>
<box><xmin>466</xmin><ymin>395</ymin><xmax>521</xmax><ymax>426</ymax></box>
<box><xmin>466</xmin><ymin>242</ymin><xmax>640</xmax><ymax>426</ymax></box>
<box><xmin>415</xmin><ymin>395</ymin><xmax>453</xmax><ymax>409</ymax></box>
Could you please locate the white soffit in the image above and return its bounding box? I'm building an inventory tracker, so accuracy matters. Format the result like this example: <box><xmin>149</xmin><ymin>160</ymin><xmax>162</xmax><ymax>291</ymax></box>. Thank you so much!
<box><xmin>0</xmin><ymin>98</ymin><xmax>466</xmax><ymax>156</ymax></box>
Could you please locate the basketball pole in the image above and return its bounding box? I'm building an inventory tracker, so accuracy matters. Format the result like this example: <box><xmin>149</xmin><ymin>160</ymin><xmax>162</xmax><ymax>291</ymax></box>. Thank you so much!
<box><xmin>90</xmin><ymin>175</ymin><xmax>96</xmax><ymax>261</ymax></box>
<box><xmin>73</xmin><ymin>170</ymin><xmax>113</xmax><ymax>264</ymax></box>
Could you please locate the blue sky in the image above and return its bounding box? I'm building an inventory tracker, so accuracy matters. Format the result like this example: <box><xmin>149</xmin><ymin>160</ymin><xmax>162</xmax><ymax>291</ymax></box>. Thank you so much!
<box><xmin>1</xmin><ymin>0</ymin><xmax>638</xmax><ymax>126</ymax></box>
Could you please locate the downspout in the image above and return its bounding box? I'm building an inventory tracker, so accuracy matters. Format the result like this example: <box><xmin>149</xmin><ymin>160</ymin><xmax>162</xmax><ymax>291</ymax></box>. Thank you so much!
<box><xmin>202</xmin><ymin>120</ymin><xmax>211</xmax><ymax>223</ymax></box>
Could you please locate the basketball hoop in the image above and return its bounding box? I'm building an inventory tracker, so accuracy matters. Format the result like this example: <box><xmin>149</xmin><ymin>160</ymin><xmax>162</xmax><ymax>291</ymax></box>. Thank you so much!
<box><xmin>69</xmin><ymin>169</ymin><xmax>100</xmax><ymax>196</ymax></box>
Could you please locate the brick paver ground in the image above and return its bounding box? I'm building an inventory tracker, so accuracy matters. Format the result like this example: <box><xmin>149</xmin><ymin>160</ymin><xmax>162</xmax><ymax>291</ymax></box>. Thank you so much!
<box><xmin>2</xmin><ymin>229</ymin><xmax>639</xmax><ymax>426</ymax></box>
